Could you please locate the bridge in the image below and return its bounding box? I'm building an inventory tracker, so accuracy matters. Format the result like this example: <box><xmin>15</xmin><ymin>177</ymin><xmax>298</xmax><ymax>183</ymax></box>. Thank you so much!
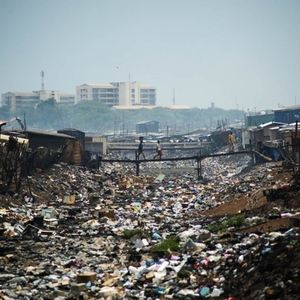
<box><xmin>107</xmin><ymin>141</ymin><xmax>206</xmax><ymax>151</ymax></box>
<box><xmin>100</xmin><ymin>149</ymin><xmax>254</xmax><ymax>179</ymax></box>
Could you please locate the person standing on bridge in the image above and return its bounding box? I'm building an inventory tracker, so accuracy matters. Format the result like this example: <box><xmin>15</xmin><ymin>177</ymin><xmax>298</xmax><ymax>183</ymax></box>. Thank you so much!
<box><xmin>137</xmin><ymin>137</ymin><xmax>146</xmax><ymax>160</ymax></box>
<box><xmin>153</xmin><ymin>140</ymin><xmax>162</xmax><ymax>160</ymax></box>
<box><xmin>228</xmin><ymin>132</ymin><xmax>235</xmax><ymax>153</ymax></box>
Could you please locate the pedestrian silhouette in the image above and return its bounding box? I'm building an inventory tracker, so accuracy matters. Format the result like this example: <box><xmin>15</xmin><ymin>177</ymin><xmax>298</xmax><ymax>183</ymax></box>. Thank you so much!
<box><xmin>153</xmin><ymin>140</ymin><xmax>162</xmax><ymax>159</ymax></box>
<box><xmin>137</xmin><ymin>138</ymin><xmax>146</xmax><ymax>160</ymax></box>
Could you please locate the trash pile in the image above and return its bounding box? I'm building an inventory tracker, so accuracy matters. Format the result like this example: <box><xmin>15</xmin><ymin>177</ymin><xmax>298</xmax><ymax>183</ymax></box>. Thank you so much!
<box><xmin>0</xmin><ymin>152</ymin><xmax>300</xmax><ymax>300</ymax></box>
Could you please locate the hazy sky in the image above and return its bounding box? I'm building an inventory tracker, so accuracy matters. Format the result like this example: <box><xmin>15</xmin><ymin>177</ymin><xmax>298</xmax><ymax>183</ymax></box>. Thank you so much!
<box><xmin>1</xmin><ymin>0</ymin><xmax>299</xmax><ymax>111</ymax></box>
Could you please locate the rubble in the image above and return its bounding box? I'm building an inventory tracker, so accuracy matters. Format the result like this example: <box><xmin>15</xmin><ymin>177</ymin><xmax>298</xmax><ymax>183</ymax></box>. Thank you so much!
<box><xmin>0</xmin><ymin>149</ymin><xmax>300</xmax><ymax>299</ymax></box>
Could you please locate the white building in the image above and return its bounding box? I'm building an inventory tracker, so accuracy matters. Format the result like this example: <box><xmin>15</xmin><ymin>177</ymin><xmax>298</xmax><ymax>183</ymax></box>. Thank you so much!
<box><xmin>1</xmin><ymin>90</ymin><xmax>75</xmax><ymax>111</ymax></box>
<box><xmin>76</xmin><ymin>82</ymin><xmax>156</xmax><ymax>107</ymax></box>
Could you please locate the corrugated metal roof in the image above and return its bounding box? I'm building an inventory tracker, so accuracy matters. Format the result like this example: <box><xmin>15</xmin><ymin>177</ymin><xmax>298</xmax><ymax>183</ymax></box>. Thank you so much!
<box><xmin>136</xmin><ymin>120</ymin><xmax>158</xmax><ymax>125</ymax></box>
<box><xmin>258</xmin><ymin>121</ymin><xmax>286</xmax><ymax>128</ymax></box>
<box><xmin>25</xmin><ymin>129</ymin><xmax>76</xmax><ymax>139</ymax></box>
<box><xmin>273</xmin><ymin>105</ymin><xmax>300</xmax><ymax>112</ymax></box>
<box><xmin>58</xmin><ymin>128</ymin><xmax>84</xmax><ymax>133</ymax></box>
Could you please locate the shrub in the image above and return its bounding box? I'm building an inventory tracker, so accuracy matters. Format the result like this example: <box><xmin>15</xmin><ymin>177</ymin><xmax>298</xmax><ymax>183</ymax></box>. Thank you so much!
<box><xmin>123</xmin><ymin>229</ymin><xmax>143</xmax><ymax>239</ymax></box>
<box><xmin>207</xmin><ymin>215</ymin><xmax>245</xmax><ymax>233</ymax></box>
<box><xmin>151</xmin><ymin>235</ymin><xmax>181</xmax><ymax>253</ymax></box>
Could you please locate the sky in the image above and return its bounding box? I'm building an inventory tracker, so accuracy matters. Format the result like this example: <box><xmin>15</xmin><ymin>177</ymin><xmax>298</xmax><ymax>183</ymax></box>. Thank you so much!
<box><xmin>0</xmin><ymin>0</ymin><xmax>300</xmax><ymax>111</ymax></box>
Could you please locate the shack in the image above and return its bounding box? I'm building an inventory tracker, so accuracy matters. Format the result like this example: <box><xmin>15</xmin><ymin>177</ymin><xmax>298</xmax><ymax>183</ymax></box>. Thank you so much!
<box><xmin>247</xmin><ymin>122</ymin><xmax>286</xmax><ymax>145</ymax></box>
<box><xmin>136</xmin><ymin>121</ymin><xmax>159</xmax><ymax>134</ymax></box>
<box><xmin>25</xmin><ymin>130</ymin><xmax>76</xmax><ymax>150</ymax></box>
<box><xmin>57</xmin><ymin>128</ymin><xmax>85</xmax><ymax>150</ymax></box>
<box><xmin>24</xmin><ymin>130</ymin><xmax>83</xmax><ymax>166</ymax></box>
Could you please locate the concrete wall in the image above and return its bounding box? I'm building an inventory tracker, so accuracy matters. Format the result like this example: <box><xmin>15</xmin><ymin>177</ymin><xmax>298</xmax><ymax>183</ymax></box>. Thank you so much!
<box><xmin>85</xmin><ymin>136</ymin><xmax>107</xmax><ymax>155</ymax></box>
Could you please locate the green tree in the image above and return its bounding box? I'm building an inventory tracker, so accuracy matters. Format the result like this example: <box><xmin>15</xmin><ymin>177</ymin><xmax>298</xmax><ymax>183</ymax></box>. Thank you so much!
<box><xmin>0</xmin><ymin>106</ymin><xmax>11</xmax><ymax>121</ymax></box>
<box><xmin>33</xmin><ymin>98</ymin><xmax>61</xmax><ymax>130</ymax></box>
<box><xmin>1</xmin><ymin>99</ymin><xmax>246</xmax><ymax>135</ymax></box>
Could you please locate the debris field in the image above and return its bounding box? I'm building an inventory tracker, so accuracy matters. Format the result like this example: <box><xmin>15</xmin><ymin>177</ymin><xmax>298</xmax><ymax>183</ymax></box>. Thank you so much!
<box><xmin>1</xmin><ymin>151</ymin><xmax>300</xmax><ymax>300</ymax></box>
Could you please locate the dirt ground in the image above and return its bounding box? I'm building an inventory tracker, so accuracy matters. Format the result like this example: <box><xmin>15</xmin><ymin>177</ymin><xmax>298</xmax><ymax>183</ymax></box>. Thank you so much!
<box><xmin>201</xmin><ymin>161</ymin><xmax>300</xmax><ymax>234</ymax></box>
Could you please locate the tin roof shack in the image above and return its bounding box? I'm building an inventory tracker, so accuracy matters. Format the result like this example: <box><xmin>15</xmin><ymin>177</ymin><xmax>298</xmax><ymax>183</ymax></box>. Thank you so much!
<box><xmin>273</xmin><ymin>105</ymin><xmax>300</xmax><ymax>124</ymax></box>
<box><xmin>249</xmin><ymin>122</ymin><xmax>285</xmax><ymax>143</ymax></box>
<box><xmin>259</xmin><ymin>122</ymin><xmax>285</xmax><ymax>141</ymax></box>
<box><xmin>25</xmin><ymin>130</ymin><xmax>83</xmax><ymax>166</ymax></box>
<box><xmin>136</xmin><ymin>121</ymin><xmax>159</xmax><ymax>134</ymax></box>
<box><xmin>57</xmin><ymin>128</ymin><xmax>85</xmax><ymax>150</ymax></box>
<box><xmin>25</xmin><ymin>130</ymin><xmax>75</xmax><ymax>149</ymax></box>
<box><xmin>269</xmin><ymin>126</ymin><xmax>285</xmax><ymax>141</ymax></box>
<box><xmin>249</xmin><ymin>122</ymin><xmax>286</xmax><ymax>162</ymax></box>
<box><xmin>249</xmin><ymin>127</ymin><xmax>264</xmax><ymax>144</ymax></box>
<box><xmin>279</xmin><ymin>123</ymin><xmax>300</xmax><ymax>164</ymax></box>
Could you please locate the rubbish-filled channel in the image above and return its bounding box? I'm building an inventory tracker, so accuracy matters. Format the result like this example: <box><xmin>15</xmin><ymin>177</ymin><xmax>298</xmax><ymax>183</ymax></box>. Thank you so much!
<box><xmin>1</xmin><ymin>148</ymin><xmax>300</xmax><ymax>300</ymax></box>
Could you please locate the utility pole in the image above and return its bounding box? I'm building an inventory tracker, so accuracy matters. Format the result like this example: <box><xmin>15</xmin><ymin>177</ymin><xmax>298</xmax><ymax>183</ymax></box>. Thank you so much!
<box><xmin>122</xmin><ymin>113</ymin><xmax>125</xmax><ymax>137</ymax></box>
<box><xmin>114</xmin><ymin>115</ymin><xmax>116</xmax><ymax>137</ymax></box>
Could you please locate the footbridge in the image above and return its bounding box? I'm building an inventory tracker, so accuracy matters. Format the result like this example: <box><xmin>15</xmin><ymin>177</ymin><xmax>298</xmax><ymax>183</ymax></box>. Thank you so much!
<box><xmin>100</xmin><ymin>148</ymin><xmax>254</xmax><ymax>179</ymax></box>
<box><xmin>107</xmin><ymin>141</ymin><xmax>206</xmax><ymax>152</ymax></box>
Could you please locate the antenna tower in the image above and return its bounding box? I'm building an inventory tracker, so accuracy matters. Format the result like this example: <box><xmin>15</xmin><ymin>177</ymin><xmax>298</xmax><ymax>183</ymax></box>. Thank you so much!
<box><xmin>41</xmin><ymin>70</ymin><xmax>44</xmax><ymax>91</ymax></box>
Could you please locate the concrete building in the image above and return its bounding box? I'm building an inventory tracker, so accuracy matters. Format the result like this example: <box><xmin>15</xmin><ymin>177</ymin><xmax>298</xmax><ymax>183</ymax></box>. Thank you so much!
<box><xmin>2</xmin><ymin>92</ymin><xmax>39</xmax><ymax>111</ymax></box>
<box><xmin>1</xmin><ymin>90</ymin><xmax>75</xmax><ymax>112</ymax></box>
<box><xmin>76</xmin><ymin>82</ymin><xmax>156</xmax><ymax>107</ymax></box>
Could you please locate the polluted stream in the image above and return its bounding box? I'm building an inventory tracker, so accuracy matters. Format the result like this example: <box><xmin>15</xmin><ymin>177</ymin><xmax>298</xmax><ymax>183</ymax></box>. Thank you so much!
<box><xmin>0</xmin><ymin>148</ymin><xmax>300</xmax><ymax>300</ymax></box>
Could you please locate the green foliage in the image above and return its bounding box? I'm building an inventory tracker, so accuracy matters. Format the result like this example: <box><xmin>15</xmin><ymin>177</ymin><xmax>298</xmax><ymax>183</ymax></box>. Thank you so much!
<box><xmin>207</xmin><ymin>215</ymin><xmax>245</xmax><ymax>233</ymax></box>
<box><xmin>33</xmin><ymin>98</ymin><xmax>61</xmax><ymax>130</ymax></box>
<box><xmin>226</xmin><ymin>214</ymin><xmax>245</xmax><ymax>227</ymax></box>
<box><xmin>123</xmin><ymin>229</ymin><xmax>143</xmax><ymax>239</ymax></box>
<box><xmin>36</xmin><ymin>97</ymin><xmax>57</xmax><ymax>109</ymax></box>
<box><xmin>151</xmin><ymin>235</ymin><xmax>181</xmax><ymax>253</ymax></box>
<box><xmin>0</xmin><ymin>106</ymin><xmax>11</xmax><ymax>120</ymax></box>
<box><xmin>207</xmin><ymin>224</ymin><xmax>225</xmax><ymax>233</ymax></box>
<box><xmin>177</xmin><ymin>269</ymin><xmax>191</xmax><ymax>279</ymax></box>
<box><xmin>0</xmin><ymin>100</ymin><xmax>247</xmax><ymax>134</ymax></box>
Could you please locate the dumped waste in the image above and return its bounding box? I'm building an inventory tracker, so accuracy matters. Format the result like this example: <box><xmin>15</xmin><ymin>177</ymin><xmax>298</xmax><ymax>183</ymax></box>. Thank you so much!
<box><xmin>1</xmin><ymin>144</ymin><xmax>300</xmax><ymax>299</ymax></box>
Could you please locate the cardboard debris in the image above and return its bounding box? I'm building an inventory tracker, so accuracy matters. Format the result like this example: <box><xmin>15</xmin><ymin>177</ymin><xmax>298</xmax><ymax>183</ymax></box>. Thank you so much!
<box><xmin>62</xmin><ymin>194</ymin><xmax>76</xmax><ymax>204</ymax></box>
<box><xmin>77</xmin><ymin>272</ymin><xmax>97</xmax><ymax>284</ymax></box>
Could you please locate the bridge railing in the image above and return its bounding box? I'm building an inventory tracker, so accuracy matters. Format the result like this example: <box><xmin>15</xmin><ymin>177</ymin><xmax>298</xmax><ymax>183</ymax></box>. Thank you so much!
<box><xmin>107</xmin><ymin>141</ymin><xmax>205</xmax><ymax>149</ymax></box>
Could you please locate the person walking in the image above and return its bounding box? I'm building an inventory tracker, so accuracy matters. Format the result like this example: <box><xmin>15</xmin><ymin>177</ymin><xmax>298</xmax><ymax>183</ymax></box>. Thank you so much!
<box><xmin>153</xmin><ymin>140</ymin><xmax>162</xmax><ymax>159</ymax></box>
<box><xmin>228</xmin><ymin>132</ymin><xmax>235</xmax><ymax>153</ymax></box>
<box><xmin>137</xmin><ymin>138</ymin><xmax>146</xmax><ymax>160</ymax></box>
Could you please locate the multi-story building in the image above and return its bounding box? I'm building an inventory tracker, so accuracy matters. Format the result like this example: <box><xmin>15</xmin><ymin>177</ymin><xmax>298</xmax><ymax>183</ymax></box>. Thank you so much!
<box><xmin>76</xmin><ymin>82</ymin><xmax>156</xmax><ymax>107</ymax></box>
<box><xmin>1</xmin><ymin>90</ymin><xmax>75</xmax><ymax>111</ymax></box>
<box><xmin>1</xmin><ymin>92</ymin><xmax>39</xmax><ymax>111</ymax></box>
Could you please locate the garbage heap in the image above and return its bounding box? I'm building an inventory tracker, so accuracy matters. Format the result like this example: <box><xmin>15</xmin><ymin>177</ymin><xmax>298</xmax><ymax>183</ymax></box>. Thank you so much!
<box><xmin>0</xmin><ymin>153</ymin><xmax>300</xmax><ymax>300</ymax></box>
